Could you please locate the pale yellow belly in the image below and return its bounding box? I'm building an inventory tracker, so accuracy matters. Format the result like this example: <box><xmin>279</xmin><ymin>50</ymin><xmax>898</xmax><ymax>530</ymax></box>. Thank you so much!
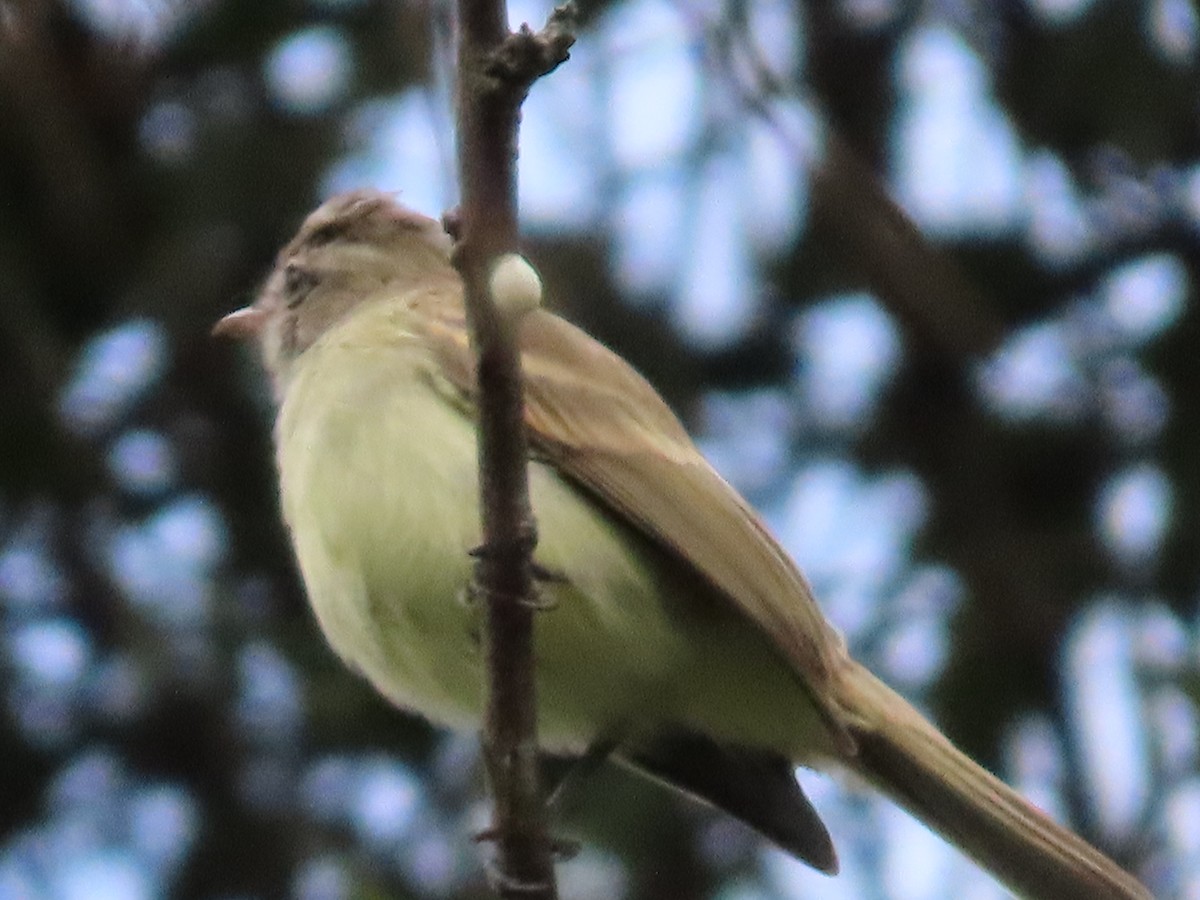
<box><xmin>275</xmin><ymin>331</ymin><xmax>829</xmax><ymax>759</ymax></box>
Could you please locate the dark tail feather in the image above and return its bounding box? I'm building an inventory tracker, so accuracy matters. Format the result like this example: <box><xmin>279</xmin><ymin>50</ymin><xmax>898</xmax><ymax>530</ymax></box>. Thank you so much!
<box><xmin>626</xmin><ymin>730</ymin><xmax>838</xmax><ymax>875</ymax></box>
<box><xmin>841</xmin><ymin>664</ymin><xmax>1151</xmax><ymax>900</ymax></box>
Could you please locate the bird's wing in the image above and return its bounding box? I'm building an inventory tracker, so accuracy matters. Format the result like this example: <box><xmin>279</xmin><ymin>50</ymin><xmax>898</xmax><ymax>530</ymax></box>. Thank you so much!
<box><xmin>418</xmin><ymin>301</ymin><xmax>856</xmax><ymax>751</ymax></box>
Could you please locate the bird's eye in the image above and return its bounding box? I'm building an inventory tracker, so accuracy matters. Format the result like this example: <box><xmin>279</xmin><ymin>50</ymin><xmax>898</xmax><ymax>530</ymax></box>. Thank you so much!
<box><xmin>305</xmin><ymin>222</ymin><xmax>345</xmax><ymax>246</ymax></box>
<box><xmin>283</xmin><ymin>263</ymin><xmax>319</xmax><ymax>308</ymax></box>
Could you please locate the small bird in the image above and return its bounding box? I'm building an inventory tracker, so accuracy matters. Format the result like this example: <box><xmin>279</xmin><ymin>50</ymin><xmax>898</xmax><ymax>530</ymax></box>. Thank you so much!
<box><xmin>216</xmin><ymin>190</ymin><xmax>1150</xmax><ymax>900</ymax></box>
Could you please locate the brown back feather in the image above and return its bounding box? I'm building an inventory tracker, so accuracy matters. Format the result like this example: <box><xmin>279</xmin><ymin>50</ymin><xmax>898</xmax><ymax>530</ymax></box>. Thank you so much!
<box><xmin>418</xmin><ymin>298</ymin><xmax>856</xmax><ymax>754</ymax></box>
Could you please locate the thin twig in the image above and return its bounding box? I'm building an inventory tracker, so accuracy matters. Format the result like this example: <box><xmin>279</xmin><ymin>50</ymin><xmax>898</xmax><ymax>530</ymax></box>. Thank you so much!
<box><xmin>451</xmin><ymin>1</ymin><xmax>575</xmax><ymax>897</ymax></box>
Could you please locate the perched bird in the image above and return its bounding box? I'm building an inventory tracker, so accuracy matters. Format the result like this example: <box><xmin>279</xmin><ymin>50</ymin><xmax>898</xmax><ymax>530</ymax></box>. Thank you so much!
<box><xmin>216</xmin><ymin>190</ymin><xmax>1150</xmax><ymax>900</ymax></box>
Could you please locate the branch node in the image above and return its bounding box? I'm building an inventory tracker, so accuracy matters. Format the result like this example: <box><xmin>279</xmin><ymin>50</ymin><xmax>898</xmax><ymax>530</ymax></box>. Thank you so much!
<box><xmin>487</xmin><ymin>2</ymin><xmax>577</xmax><ymax>91</ymax></box>
<box><xmin>473</xmin><ymin>832</ymin><xmax>580</xmax><ymax>862</ymax></box>
<box><xmin>519</xmin><ymin>588</ymin><xmax>559</xmax><ymax>612</ymax></box>
<box><xmin>469</xmin><ymin>517</ymin><xmax>539</xmax><ymax>560</ymax></box>
<box><xmin>442</xmin><ymin>206</ymin><xmax>463</xmax><ymax>242</ymax></box>
<box><xmin>484</xmin><ymin>861</ymin><xmax>555</xmax><ymax>897</ymax></box>
<box><xmin>466</xmin><ymin>575</ymin><xmax>558</xmax><ymax>612</ymax></box>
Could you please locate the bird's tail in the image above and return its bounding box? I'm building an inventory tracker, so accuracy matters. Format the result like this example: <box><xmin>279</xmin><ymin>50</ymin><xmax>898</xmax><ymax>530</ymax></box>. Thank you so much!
<box><xmin>836</xmin><ymin>662</ymin><xmax>1151</xmax><ymax>900</ymax></box>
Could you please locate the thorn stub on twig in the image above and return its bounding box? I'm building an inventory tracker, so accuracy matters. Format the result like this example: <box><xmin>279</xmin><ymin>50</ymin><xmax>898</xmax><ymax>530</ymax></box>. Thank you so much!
<box><xmin>487</xmin><ymin>2</ymin><xmax>577</xmax><ymax>90</ymax></box>
<box><xmin>474</xmin><ymin>831</ymin><xmax>580</xmax><ymax>863</ymax></box>
<box><xmin>519</xmin><ymin>589</ymin><xmax>558</xmax><ymax>612</ymax></box>
<box><xmin>469</xmin><ymin>517</ymin><xmax>539</xmax><ymax>560</ymax></box>
<box><xmin>482</xmin><ymin>859</ymin><xmax>555</xmax><ymax>897</ymax></box>
<box><xmin>442</xmin><ymin>207</ymin><xmax>463</xmax><ymax>242</ymax></box>
<box><xmin>465</xmin><ymin>575</ymin><xmax>559</xmax><ymax>612</ymax></box>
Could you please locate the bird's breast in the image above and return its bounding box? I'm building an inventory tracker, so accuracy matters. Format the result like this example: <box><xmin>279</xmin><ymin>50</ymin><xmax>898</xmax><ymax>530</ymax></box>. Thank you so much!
<box><xmin>275</xmin><ymin>325</ymin><xmax>488</xmax><ymax>729</ymax></box>
<box><xmin>270</xmin><ymin>301</ymin><xmax>828</xmax><ymax>758</ymax></box>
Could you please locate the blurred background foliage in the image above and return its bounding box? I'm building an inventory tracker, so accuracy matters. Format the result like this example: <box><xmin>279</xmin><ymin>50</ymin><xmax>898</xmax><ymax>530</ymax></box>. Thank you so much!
<box><xmin>1</xmin><ymin>0</ymin><xmax>1198</xmax><ymax>897</ymax></box>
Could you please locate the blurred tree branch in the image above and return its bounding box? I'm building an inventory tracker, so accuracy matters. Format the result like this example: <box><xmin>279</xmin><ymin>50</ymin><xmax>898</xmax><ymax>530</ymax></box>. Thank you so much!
<box><xmin>0</xmin><ymin>1</ymin><xmax>140</xmax><ymax>278</ymax></box>
<box><xmin>686</xmin><ymin>2</ymin><xmax>1007</xmax><ymax>362</ymax></box>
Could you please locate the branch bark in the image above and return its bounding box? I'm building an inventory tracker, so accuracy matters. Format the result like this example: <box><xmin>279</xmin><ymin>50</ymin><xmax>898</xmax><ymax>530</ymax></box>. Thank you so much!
<box><xmin>451</xmin><ymin>2</ymin><xmax>574</xmax><ymax>897</ymax></box>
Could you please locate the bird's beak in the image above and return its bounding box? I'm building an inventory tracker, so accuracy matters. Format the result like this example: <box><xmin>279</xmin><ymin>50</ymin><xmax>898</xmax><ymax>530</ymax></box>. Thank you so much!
<box><xmin>213</xmin><ymin>305</ymin><xmax>267</xmax><ymax>339</ymax></box>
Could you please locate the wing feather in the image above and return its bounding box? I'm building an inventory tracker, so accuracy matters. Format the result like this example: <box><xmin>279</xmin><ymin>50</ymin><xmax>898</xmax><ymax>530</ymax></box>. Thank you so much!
<box><xmin>418</xmin><ymin>300</ymin><xmax>855</xmax><ymax>749</ymax></box>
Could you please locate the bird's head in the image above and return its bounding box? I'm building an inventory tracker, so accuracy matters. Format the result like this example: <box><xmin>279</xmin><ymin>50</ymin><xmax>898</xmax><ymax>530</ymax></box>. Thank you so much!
<box><xmin>214</xmin><ymin>190</ymin><xmax>455</xmax><ymax>395</ymax></box>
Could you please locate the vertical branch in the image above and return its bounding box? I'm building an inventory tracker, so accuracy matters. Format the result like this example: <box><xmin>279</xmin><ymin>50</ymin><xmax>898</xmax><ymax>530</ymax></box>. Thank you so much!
<box><xmin>451</xmin><ymin>1</ymin><xmax>574</xmax><ymax>897</ymax></box>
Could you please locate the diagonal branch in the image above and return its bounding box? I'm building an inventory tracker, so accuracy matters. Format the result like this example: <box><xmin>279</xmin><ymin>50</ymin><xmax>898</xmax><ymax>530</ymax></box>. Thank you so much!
<box><xmin>676</xmin><ymin>2</ymin><xmax>1007</xmax><ymax>361</ymax></box>
<box><xmin>451</xmin><ymin>2</ymin><xmax>575</xmax><ymax>898</ymax></box>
